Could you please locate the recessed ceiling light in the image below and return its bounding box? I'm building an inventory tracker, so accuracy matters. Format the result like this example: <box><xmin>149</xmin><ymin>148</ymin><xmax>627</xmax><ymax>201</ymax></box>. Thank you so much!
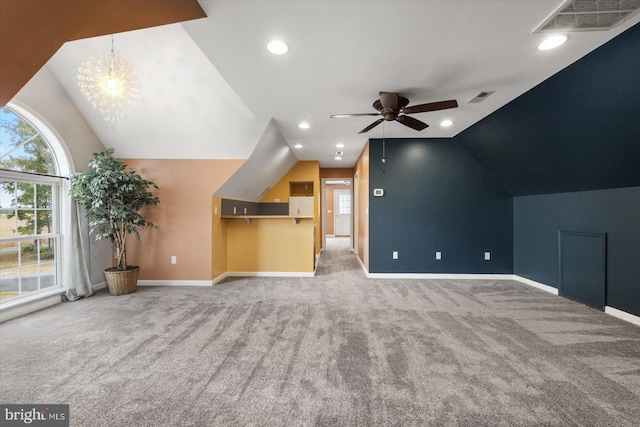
<box><xmin>336</xmin><ymin>143</ymin><xmax>344</xmax><ymax>148</ymax></box>
<box><xmin>538</xmin><ymin>34</ymin><xmax>568</xmax><ymax>51</ymax></box>
<box><xmin>267</xmin><ymin>40</ymin><xmax>290</xmax><ymax>55</ymax></box>
<box><xmin>334</xmin><ymin>156</ymin><xmax>342</xmax><ymax>161</ymax></box>
<box><xmin>298</xmin><ymin>122</ymin><xmax>310</xmax><ymax>129</ymax></box>
<box><xmin>440</xmin><ymin>119</ymin><xmax>454</xmax><ymax>127</ymax></box>
<box><xmin>294</xmin><ymin>144</ymin><xmax>303</xmax><ymax>149</ymax></box>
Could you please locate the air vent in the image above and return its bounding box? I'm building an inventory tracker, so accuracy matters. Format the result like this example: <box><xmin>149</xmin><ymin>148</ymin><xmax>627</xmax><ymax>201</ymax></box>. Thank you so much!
<box><xmin>535</xmin><ymin>0</ymin><xmax>640</xmax><ymax>32</ymax></box>
<box><xmin>468</xmin><ymin>91</ymin><xmax>495</xmax><ymax>104</ymax></box>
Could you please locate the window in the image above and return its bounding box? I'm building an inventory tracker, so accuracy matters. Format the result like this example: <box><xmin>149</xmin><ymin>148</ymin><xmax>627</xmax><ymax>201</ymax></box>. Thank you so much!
<box><xmin>338</xmin><ymin>192</ymin><xmax>351</xmax><ymax>215</ymax></box>
<box><xmin>1</xmin><ymin>107</ymin><xmax>63</xmax><ymax>302</ymax></box>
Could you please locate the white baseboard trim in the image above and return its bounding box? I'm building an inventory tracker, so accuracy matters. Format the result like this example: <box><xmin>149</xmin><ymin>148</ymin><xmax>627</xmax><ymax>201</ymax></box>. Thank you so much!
<box><xmin>137</xmin><ymin>280</ymin><xmax>213</xmax><ymax>287</ymax></box>
<box><xmin>213</xmin><ymin>270</ymin><xmax>316</xmax><ymax>284</ymax></box>
<box><xmin>512</xmin><ymin>275</ymin><xmax>559</xmax><ymax>295</ymax></box>
<box><xmin>92</xmin><ymin>281</ymin><xmax>106</xmax><ymax>291</ymax></box>
<box><xmin>226</xmin><ymin>271</ymin><xmax>315</xmax><ymax>278</ymax></box>
<box><xmin>212</xmin><ymin>273</ymin><xmax>230</xmax><ymax>285</ymax></box>
<box><xmin>356</xmin><ymin>254</ymin><xmax>368</xmax><ymax>275</ymax></box>
<box><xmin>605</xmin><ymin>306</ymin><xmax>640</xmax><ymax>327</ymax></box>
<box><xmin>367</xmin><ymin>272</ymin><xmax>515</xmax><ymax>280</ymax></box>
<box><xmin>511</xmin><ymin>277</ymin><xmax>640</xmax><ymax>327</ymax></box>
<box><xmin>0</xmin><ymin>294</ymin><xmax>62</xmax><ymax>323</ymax></box>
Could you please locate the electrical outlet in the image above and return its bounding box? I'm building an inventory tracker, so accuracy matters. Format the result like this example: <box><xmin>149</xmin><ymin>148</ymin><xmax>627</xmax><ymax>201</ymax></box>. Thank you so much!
<box><xmin>214</xmin><ymin>206</ymin><xmax>218</xmax><ymax>215</ymax></box>
<box><xmin>244</xmin><ymin>207</ymin><xmax>247</xmax><ymax>214</ymax></box>
<box><xmin>392</xmin><ymin>251</ymin><xmax>398</xmax><ymax>260</ymax></box>
<box><xmin>484</xmin><ymin>252</ymin><xmax>491</xmax><ymax>261</ymax></box>
<box><xmin>436</xmin><ymin>251</ymin><xmax>442</xmax><ymax>260</ymax></box>
<box><xmin>233</xmin><ymin>207</ymin><xmax>237</xmax><ymax>214</ymax></box>
<box><xmin>171</xmin><ymin>256</ymin><xmax>177</xmax><ymax>264</ymax></box>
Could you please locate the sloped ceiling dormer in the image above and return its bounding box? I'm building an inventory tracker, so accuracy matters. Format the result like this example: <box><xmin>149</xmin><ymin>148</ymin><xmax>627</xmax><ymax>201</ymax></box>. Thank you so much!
<box><xmin>454</xmin><ymin>22</ymin><xmax>640</xmax><ymax>196</ymax></box>
<box><xmin>214</xmin><ymin>119</ymin><xmax>299</xmax><ymax>202</ymax></box>
<box><xmin>0</xmin><ymin>0</ymin><xmax>205</xmax><ymax>107</ymax></box>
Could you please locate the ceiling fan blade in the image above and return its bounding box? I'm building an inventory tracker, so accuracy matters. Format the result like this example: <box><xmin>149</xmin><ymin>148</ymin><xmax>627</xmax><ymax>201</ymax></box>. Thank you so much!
<box><xmin>330</xmin><ymin>113</ymin><xmax>380</xmax><ymax>118</ymax></box>
<box><xmin>379</xmin><ymin>92</ymin><xmax>399</xmax><ymax>111</ymax></box>
<box><xmin>396</xmin><ymin>115</ymin><xmax>429</xmax><ymax>131</ymax></box>
<box><xmin>402</xmin><ymin>99</ymin><xmax>458</xmax><ymax>114</ymax></box>
<box><xmin>358</xmin><ymin>118</ymin><xmax>384</xmax><ymax>134</ymax></box>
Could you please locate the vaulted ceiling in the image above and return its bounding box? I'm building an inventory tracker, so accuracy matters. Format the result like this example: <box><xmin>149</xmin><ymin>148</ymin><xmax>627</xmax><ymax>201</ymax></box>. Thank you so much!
<box><xmin>2</xmin><ymin>1</ymin><xmax>640</xmax><ymax>173</ymax></box>
<box><xmin>455</xmin><ymin>22</ymin><xmax>640</xmax><ymax>196</ymax></box>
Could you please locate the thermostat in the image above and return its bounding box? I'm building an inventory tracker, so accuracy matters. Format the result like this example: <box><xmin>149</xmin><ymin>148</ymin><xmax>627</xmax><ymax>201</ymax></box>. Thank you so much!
<box><xmin>373</xmin><ymin>188</ymin><xmax>384</xmax><ymax>197</ymax></box>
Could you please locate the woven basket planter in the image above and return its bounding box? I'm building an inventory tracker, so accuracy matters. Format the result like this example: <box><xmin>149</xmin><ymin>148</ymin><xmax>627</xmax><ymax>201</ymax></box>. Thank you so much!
<box><xmin>104</xmin><ymin>266</ymin><xmax>140</xmax><ymax>296</ymax></box>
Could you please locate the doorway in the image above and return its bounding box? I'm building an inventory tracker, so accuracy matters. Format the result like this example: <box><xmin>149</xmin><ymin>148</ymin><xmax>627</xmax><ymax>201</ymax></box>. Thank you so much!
<box><xmin>321</xmin><ymin>178</ymin><xmax>352</xmax><ymax>251</ymax></box>
<box><xmin>334</xmin><ymin>189</ymin><xmax>351</xmax><ymax>236</ymax></box>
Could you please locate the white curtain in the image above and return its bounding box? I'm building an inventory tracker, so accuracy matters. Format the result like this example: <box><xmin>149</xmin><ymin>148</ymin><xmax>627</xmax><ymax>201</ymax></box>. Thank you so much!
<box><xmin>63</xmin><ymin>194</ymin><xmax>94</xmax><ymax>301</ymax></box>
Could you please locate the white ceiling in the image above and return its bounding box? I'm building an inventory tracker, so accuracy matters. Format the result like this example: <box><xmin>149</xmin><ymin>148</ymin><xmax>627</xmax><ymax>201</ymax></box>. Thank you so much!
<box><xmin>45</xmin><ymin>0</ymin><xmax>640</xmax><ymax>167</ymax></box>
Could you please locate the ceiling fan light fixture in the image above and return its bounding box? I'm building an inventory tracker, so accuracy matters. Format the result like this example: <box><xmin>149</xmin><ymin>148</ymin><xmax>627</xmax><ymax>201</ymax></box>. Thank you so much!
<box><xmin>538</xmin><ymin>34</ymin><xmax>569</xmax><ymax>51</ymax></box>
<box><xmin>440</xmin><ymin>119</ymin><xmax>454</xmax><ymax>127</ymax></box>
<box><xmin>267</xmin><ymin>40</ymin><xmax>290</xmax><ymax>55</ymax></box>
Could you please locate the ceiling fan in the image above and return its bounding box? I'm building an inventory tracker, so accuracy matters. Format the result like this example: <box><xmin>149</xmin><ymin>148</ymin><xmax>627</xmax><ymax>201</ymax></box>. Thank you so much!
<box><xmin>330</xmin><ymin>91</ymin><xmax>458</xmax><ymax>134</ymax></box>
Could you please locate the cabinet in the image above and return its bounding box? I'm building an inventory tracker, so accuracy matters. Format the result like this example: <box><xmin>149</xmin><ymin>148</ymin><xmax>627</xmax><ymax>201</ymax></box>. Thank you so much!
<box><xmin>289</xmin><ymin>196</ymin><xmax>314</xmax><ymax>216</ymax></box>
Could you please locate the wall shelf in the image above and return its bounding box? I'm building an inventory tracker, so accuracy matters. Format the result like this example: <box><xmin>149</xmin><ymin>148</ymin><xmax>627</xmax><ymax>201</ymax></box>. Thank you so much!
<box><xmin>221</xmin><ymin>215</ymin><xmax>313</xmax><ymax>225</ymax></box>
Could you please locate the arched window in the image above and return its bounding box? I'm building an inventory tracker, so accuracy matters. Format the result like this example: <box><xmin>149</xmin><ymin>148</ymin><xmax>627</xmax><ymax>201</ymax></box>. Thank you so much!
<box><xmin>1</xmin><ymin>106</ymin><xmax>69</xmax><ymax>303</ymax></box>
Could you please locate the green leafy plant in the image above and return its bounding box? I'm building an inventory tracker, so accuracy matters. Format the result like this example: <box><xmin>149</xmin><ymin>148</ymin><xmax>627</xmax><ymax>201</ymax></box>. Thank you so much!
<box><xmin>69</xmin><ymin>149</ymin><xmax>160</xmax><ymax>271</ymax></box>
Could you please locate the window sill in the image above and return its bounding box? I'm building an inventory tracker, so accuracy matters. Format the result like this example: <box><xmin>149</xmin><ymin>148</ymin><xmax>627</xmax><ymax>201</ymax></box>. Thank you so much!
<box><xmin>0</xmin><ymin>286</ymin><xmax>65</xmax><ymax>312</ymax></box>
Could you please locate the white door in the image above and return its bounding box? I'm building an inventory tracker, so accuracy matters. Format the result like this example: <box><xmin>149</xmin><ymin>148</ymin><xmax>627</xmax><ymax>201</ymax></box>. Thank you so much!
<box><xmin>334</xmin><ymin>189</ymin><xmax>351</xmax><ymax>236</ymax></box>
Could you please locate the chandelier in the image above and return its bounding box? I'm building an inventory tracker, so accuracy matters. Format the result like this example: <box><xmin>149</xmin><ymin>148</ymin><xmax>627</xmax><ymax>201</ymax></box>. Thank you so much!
<box><xmin>77</xmin><ymin>36</ymin><xmax>141</xmax><ymax>124</ymax></box>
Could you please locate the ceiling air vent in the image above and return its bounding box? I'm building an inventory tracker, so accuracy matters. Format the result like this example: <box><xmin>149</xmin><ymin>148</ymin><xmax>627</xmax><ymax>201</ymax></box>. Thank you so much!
<box><xmin>535</xmin><ymin>0</ymin><xmax>640</xmax><ymax>32</ymax></box>
<box><xmin>468</xmin><ymin>91</ymin><xmax>495</xmax><ymax>104</ymax></box>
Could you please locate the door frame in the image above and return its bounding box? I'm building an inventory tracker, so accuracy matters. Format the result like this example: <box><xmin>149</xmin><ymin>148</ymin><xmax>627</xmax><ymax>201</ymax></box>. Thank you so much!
<box><xmin>321</xmin><ymin>178</ymin><xmax>353</xmax><ymax>251</ymax></box>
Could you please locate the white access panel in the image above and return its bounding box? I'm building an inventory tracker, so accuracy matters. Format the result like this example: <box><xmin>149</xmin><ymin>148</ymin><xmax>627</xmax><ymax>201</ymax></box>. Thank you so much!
<box><xmin>289</xmin><ymin>196</ymin><xmax>314</xmax><ymax>216</ymax></box>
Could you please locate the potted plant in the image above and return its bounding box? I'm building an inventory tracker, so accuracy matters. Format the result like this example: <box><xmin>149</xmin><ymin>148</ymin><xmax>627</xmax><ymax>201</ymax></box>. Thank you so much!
<box><xmin>69</xmin><ymin>149</ymin><xmax>160</xmax><ymax>295</ymax></box>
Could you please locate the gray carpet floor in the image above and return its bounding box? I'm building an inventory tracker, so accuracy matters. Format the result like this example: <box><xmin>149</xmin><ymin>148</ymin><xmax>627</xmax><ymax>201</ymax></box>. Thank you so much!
<box><xmin>2</xmin><ymin>237</ymin><xmax>640</xmax><ymax>426</ymax></box>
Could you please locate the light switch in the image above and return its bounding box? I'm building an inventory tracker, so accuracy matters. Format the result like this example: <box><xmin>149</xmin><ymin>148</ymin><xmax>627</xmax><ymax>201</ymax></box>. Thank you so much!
<box><xmin>436</xmin><ymin>251</ymin><xmax>442</xmax><ymax>260</ymax></box>
<box><xmin>393</xmin><ymin>251</ymin><xmax>398</xmax><ymax>259</ymax></box>
<box><xmin>484</xmin><ymin>252</ymin><xmax>491</xmax><ymax>261</ymax></box>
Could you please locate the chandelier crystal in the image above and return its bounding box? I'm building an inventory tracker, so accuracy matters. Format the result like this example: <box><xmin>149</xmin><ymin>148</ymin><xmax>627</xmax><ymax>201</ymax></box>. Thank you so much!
<box><xmin>77</xmin><ymin>36</ymin><xmax>141</xmax><ymax>124</ymax></box>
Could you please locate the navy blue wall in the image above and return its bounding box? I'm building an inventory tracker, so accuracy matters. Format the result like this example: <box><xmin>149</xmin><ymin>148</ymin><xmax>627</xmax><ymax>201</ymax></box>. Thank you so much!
<box><xmin>455</xmin><ymin>22</ymin><xmax>640</xmax><ymax>196</ymax></box>
<box><xmin>368</xmin><ymin>138</ymin><xmax>513</xmax><ymax>274</ymax></box>
<box><xmin>514</xmin><ymin>186</ymin><xmax>640</xmax><ymax>315</ymax></box>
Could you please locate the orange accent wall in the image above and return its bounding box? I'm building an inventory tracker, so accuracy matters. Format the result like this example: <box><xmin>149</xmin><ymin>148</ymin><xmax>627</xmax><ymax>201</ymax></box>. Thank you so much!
<box><xmin>354</xmin><ymin>143</ymin><xmax>370</xmax><ymax>269</ymax></box>
<box><xmin>260</xmin><ymin>161</ymin><xmax>321</xmax><ymax>253</ymax></box>
<box><xmin>124</xmin><ymin>159</ymin><xmax>244</xmax><ymax>281</ymax></box>
<box><xmin>320</xmin><ymin>168</ymin><xmax>354</xmax><ymax>179</ymax></box>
